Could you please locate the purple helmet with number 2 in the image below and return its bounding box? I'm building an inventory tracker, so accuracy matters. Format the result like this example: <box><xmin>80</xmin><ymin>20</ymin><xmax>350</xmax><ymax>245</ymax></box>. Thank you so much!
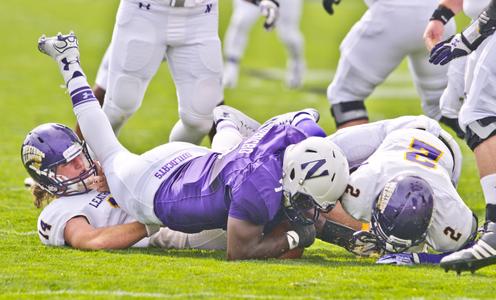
<box><xmin>371</xmin><ymin>175</ymin><xmax>434</xmax><ymax>253</ymax></box>
<box><xmin>21</xmin><ymin>123</ymin><xmax>96</xmax><ymax>196</ymax></box>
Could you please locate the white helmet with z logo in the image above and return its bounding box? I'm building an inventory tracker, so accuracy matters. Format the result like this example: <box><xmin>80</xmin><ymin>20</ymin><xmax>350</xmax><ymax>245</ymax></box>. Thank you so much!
<box><xmin>282</xmin><ymin>136</ymin><xmax>350</xmax><ymax>219</ymax></box>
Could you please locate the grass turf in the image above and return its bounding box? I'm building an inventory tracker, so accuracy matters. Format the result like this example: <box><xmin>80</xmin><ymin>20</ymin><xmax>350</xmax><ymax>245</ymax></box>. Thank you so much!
<box><xmin>1</xmin><ymin>0</ymin><xmax>492</xmax><ymax>299</ymax></box>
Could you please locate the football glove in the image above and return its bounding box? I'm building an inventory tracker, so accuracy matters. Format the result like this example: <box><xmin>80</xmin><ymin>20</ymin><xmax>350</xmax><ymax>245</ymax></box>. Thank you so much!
<box><xmin>259</xmin><ymin>0</ymin><xmax>279</xmax><ymax>31</ymax></box>
<box><xmin>430</xmin><ymin>11</ymin><xmax>496</xmax><ymax>65</ymax></box>
<box><xmin>348</xmin><ymin>230</ymin><xmax>384</xmax><ymax>257</ymax></box>
<box><xmin>286</xmin><ymin>222</ymin><xmax>316</xmax><ymax>249</ymax></box>
<box><xmin>323</xmin><ymin>0</ymin><xmax>341</xmax><ymax>15</ymax></box>
<box><xmin>376</xmin><ymin>253</ymin><xmax>420</xmax><ymax>266</ymax></box>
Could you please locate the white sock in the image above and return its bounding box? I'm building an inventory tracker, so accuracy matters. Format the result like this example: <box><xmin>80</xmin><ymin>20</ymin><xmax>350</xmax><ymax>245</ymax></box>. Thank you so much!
<box><xmin>481</xmin><ymin>174</ymin><xmax>496</xmax><ymax>205</ymax></box>
<box><xmin>211</xmin><ymin>121</ymin><xmax>242</xmax><ymax>153</ymax></box>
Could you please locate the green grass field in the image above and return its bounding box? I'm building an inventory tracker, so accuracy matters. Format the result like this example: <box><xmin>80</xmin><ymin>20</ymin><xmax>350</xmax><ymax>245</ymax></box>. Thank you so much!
<box><xmin>1</xmin><ymin>0</ymin><xmax>494</xmax><ymax>299</ymax></box>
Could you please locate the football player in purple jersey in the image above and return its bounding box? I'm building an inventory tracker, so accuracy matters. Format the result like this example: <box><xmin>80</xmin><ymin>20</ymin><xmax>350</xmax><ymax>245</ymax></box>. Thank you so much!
<box><xmin>29</xmin><ymin>32</ymin><xmax>350</xmax><ymax>260</ymax></box>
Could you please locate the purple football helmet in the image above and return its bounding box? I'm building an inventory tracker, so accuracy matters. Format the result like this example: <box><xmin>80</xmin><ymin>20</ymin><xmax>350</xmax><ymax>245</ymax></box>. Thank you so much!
<box><xmin>371</xmin><ymin>175</ymin><xmax>434</xmax><ymax>253</ymax></box>
<box><xmin>21</xmin><ymin>123</ymin><xmax>96</xmax><ymax>196</ymax></box>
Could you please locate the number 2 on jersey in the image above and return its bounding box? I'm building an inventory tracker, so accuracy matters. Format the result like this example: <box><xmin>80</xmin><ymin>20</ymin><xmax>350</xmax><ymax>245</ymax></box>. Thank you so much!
<box><xmin>405</xmin><ymin>138</ymin><xmax>443</xmax><ymax>168</ymax></box>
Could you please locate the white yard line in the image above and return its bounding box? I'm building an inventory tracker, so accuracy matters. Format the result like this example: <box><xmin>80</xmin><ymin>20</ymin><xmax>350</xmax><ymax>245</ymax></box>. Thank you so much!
<box><xmin>5</xmin><ymin>290</ymin><xmax>325</xmax><ymax>299</ymax></box>
<box><xmin>0</xmin><ymin>230</ymin><xmax>36</xmax><ymax>236</ymax></box>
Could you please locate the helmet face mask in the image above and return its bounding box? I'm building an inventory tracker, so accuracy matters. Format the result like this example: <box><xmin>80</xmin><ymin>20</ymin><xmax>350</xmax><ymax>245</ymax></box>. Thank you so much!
<box><xmin>370</xmin><ymin>175</ymin><xmax>434</xmax><ymax>253</ymax></box>
<box><xmin>21</xmin><ymin>123</ymin><xmax>97</xmax><ymax>196</ymax></box>
<box><xmin>282</xmin><ymin>137</ymin><xmax>350</xmax><ymax>224</ymax></box>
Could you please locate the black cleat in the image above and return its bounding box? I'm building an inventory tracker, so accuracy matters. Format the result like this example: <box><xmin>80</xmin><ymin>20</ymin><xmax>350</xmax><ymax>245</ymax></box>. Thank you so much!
<box><xmin>440</xmin><ymin>222</ymin><xmax>496</xmax><ymax>274</ymax></box>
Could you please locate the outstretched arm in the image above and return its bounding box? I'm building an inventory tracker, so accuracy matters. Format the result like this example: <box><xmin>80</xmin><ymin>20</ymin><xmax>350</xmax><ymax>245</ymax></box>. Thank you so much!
<box><xmin>64</xmin><ymin>216</ymin><xmax>148</xmax><ymax>250</ymax></box>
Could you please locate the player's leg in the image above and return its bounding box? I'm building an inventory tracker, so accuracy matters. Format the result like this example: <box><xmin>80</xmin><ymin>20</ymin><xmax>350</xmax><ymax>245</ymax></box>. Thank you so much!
<box><xmin>167</xmin><ymin>6</ymin><xmax>223</xmax><ymax>145</ymax></box>
<box><xmin>438</xmin><ymin>56</ymin><xmax>467</xmax><ymax>138</ymax></box>
<box><xmin>211</xmin><ymin>105</ymin><xmax>261</xmax><ymax>153</ymax></box>
<box><xmin>222</xmin><ymin>0</ymin><xmax>260</xmax><ymax>88</ymax></box>
<box><xmin>75</xmin><ymin>44</ymin><xmax>110</xmax><ymax>139</ymax></box>
<box><xmin>148</xmin><ymin>227</ymin><xmax>226</xmax><ymax>250</ymax></box>
<box><xmin>102</xmin><ymin>0</ymin><xmax>166</xmax><ymax>135</ymax></box>
<box><xmin>38</xmin><ymin>33</ymin><xmax>129</xmax><ymax>166</ymax></box>
<box><xmin>459</xmin><ymin>34</ymin><xmax>496</xmax><ymax>225</ymax></box>
<box><xmin>327</xmin><ymin>3</ymin><xmax>405</xmax><ymax>129</ymax></box>
<box><xmin>276</xmin><ymin>0</ymin><xmax>304</xmax><ymax>89</ymax></box>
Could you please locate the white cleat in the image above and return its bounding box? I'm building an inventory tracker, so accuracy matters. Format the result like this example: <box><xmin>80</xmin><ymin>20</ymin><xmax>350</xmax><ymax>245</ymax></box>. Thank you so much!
<box><xmin>286</xmin><ymin>60</ymin><xmax>305</xmax><ymax>89</ymax></box>
<box><xmin>38</xmin><ymin>32</ymin><xmax>80</xmax><ymax>63</ymax></box>
<box><xmin>213</xmin><ymin>105</ymin><xmax>261</xmax><ymax>138</ymax></box>
<box><xmin>269</xmin><ymin>108</ymin><xmax>320</xmax><ymax>126</ymax></box>
<box><xmin>222</xmin><ymin>62</ymin><xmax>239</xmax><ymax>89</ymax></box>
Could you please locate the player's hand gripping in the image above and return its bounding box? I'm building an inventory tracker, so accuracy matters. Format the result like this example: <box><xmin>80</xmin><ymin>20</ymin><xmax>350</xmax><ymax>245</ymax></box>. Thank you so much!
<box><xmin>322</xmin><ymin>0</ymin><xmax>341</xmax><ymax>15</ymax></box>
<box><xmin>348</xmin><ymin>230</ymin><xmax>383</xmax><ymax>257</ymax></box>
<box><xmin>259</xmin><ymin>0</ymin><xmax>279</xmax><ymax>31</ymax></box>
<box><xmin>430</xmin><ymin>11</ymin><xmax>496</xmax><ymax>65</ymax></box>
<box><xmin>286</xmin><ymin>221</ymin><xmax>316</xmax><ymax>249</ymax></box>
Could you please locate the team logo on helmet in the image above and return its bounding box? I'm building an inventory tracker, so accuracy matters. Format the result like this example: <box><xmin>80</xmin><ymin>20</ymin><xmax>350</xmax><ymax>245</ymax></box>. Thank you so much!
<box><xmin>22</xmin><ymin>145</ymin><xmax>45</xmax><ymax>175</ymax></box>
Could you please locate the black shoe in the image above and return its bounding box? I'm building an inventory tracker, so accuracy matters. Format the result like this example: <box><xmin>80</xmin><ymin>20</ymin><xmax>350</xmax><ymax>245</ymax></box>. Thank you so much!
<box><xmin>440</xmin><ymin>222</ymin><xmax>496</xmax><ymax>274</ymax></box>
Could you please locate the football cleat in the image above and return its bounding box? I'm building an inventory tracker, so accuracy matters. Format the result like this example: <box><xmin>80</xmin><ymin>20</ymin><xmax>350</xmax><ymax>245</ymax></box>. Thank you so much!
<box><xmin>269</xmin><ymin>108</ymin><xmax>320</xmax><ymax>126</ymax></box>
<box><xmin>213</xmin><ymin>105</ymin><xmax>260</xmax><ymax>138</ymax></box>
<box><xmin>440</xmin><ymin>222</ymin><xmax>496</xmax><ymax>274</ymax></box>
<box><xmin>286</xmin><ymin>60</ymin><xmax>305</xmax><ymax>89</ymax></box>
<box><xmin>38</xmin><ymin>32</ymin><xmax>80</xmax><ymax>63</ymax></box>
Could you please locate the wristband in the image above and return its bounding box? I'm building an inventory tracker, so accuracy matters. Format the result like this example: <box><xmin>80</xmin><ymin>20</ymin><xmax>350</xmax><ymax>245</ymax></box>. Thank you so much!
<box><xmin>430</xmin><ymin>5</ymin><xmax>454</xmax><ymax>25</ymax></box>
<box><xmin>286</xmin><ymin>231</ymin><xmax>300</xmax><ymax>250</ymax></box>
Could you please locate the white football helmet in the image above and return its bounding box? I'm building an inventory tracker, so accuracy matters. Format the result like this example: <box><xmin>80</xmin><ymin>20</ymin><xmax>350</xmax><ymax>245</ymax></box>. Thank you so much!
<box><xmin>282</xmin><ymin>136</ymin><xmax>349</xmax><ymax>216</ymax></box>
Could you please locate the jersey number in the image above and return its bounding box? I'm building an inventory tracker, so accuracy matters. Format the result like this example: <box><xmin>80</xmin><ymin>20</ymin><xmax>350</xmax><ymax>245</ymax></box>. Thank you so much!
<box><xmin>405</xmin><ymin>138</ymin><xmax>443</xmax><ymax>168</ymax></box>
<box><xmin>443</xmin><ymin>226</ymin><xmax>462</xmax><ymax>241</ymax></box>
<box><xmin>345</xmin><ymin>184</ymin><xmax>360</xmax><ymax>198</ymax></box>
<box><xmin>39</xmin><ymin>219</ymin><xmax>52</xmax><ymax>240</ymax></box>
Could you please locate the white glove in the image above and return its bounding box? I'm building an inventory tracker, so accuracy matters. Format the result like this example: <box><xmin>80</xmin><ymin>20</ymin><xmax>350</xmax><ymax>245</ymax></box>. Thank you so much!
<box><xmin>376</xmin><ymin>253</ymin><xmax>420</xmax><ymax>266</ymax></box>
<box><xmin>259</xmin><ymin>0</ymin><xmax>279</xmax><ymax>31</ymax></box>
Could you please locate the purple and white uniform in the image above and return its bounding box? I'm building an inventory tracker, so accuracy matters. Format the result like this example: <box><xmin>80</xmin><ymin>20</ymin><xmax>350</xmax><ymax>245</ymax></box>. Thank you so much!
<box><xmin>69</xmin><ymin>77</ymin><xmax>317</xmax><ymax>233</ymax></box>
<box><xmin>153</xmin><ymin>122</ymin><xmax>310</xmax><ymax>233</ymax></box>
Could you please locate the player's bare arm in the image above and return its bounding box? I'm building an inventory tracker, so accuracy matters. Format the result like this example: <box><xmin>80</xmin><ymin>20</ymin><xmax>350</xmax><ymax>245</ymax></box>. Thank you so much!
<box><xmin>64</xmin><ymin>217</ymin><xmax>148</xmax><ymax>250</ymax></box>
<box><xmin>424</xmin><ymin>0</ymin><xmax>462</xmax><ymax>50</ymax></box>
<box><xmin>226</xmin><ymin>216</ymin><xmax>315</xmax><ymax>260</ymax></box>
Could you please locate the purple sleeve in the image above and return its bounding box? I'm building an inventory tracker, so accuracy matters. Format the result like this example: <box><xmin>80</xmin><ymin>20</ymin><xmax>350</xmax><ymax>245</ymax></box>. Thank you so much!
<box><xmin>294</xmin><ymin>119</ymin><xmax>326</xmax><ymax>138</ymax></box>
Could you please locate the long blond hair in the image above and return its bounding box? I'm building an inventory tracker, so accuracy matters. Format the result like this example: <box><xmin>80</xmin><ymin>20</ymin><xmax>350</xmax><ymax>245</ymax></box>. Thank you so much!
<box><xmin>31</xmin><ymin>184</ymin><xmax>55</xmax><ymax>208</ymax></box>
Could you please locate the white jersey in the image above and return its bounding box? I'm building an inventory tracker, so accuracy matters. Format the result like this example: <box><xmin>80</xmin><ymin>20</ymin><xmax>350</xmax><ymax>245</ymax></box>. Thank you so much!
<box><xmin>464</xmin><ymin>0</ymin><xmax>489</xmax><ymax>20</ymax></box>
<box><xmin>37</xmin><ymin>191</ymin><xmax>138</xmax><ymax>247</ymax></box>
<box><xmin>338</xmin><ymin>128</ymin><xmax>474</xmax><ymax>253</ymax></box>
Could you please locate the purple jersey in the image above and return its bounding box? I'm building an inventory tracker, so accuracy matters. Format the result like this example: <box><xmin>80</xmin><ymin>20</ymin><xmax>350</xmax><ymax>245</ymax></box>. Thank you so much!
<box><xmin>153</xmin><ymin>122</ymin><xmax>309</xmax><ymax>233</ymax></box>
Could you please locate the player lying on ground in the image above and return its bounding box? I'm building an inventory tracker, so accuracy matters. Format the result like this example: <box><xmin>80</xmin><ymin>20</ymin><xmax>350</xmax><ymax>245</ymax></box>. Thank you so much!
<box><xmin>309</xmin><ymin>116</ymin><xmax>478</xmax><ymax>265</ymax></box>
<box><xmin>429</xmin><ymin>0</ymin><xmax>496</xmax><ymax>273</ymax></box>
<box><xmin>23</xmin><ymin>123</ymin><xmax>227</xmax><ymax>251</ymax></box>
<box><xmin>31</xmin><ymin>32</ymin><xmax>350</xmax><ymax>260</ymax></box>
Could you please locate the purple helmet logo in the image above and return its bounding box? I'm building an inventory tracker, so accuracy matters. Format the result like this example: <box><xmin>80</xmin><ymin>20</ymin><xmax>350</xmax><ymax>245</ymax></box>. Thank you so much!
<box><xmin>371</xmin><ymin>175</ymin><xmax>434</xmax><ymax>253</ymax></box>
<box><xmin>21</xmin><ymin>123</ymin><xmax>97</xmax><ymax>196</ymax></box>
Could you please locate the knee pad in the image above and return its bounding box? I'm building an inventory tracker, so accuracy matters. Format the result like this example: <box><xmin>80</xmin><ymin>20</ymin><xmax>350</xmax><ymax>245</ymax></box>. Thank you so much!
<box><xmin>465</xmin><ymin>117</ymin><xmax>496</xmax><ymax>150</ymax></box>
<box><xmin>330</xmin><ymin>101</ymin><xmax>369</xmax><ymax>127</ymax></box>
<box><xmin>107</xmin><ymin>73</ymin><xmax>146</xmax><ymax>117</ymax></box>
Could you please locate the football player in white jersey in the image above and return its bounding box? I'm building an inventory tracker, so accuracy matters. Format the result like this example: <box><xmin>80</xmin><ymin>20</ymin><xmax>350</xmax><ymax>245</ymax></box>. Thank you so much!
<box><xmin>223</xmin><ymin>0</ymin><xmax>305</xmax><ymax>89</ymax></box>
<box><xmin>99</xmin><ymin>0</ymin><xmax>278</xmax><ymax>145</ymax></box>
<box><xmin>427</xmin><ymin>0</ymin><xmax>496</xmax><ymax>273</ymax></box>
<box><xmin>312</xmin><ymin>116</ymin><xmax>478</xmax><ymax>264</ymax></box>
<box><xmin>324</xmin><ymin>0</ymin><xmax>456</xmax><ymax>130</ymax></box>
<box><xmin>34</xmin><ymin>181</ymin><xmax>227</xmax><ymax>250</ymax></box>
<box><xmin>30</xmin><ymin>32</ymin><xmax>351</xmax><ymax>260</ymax></box>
